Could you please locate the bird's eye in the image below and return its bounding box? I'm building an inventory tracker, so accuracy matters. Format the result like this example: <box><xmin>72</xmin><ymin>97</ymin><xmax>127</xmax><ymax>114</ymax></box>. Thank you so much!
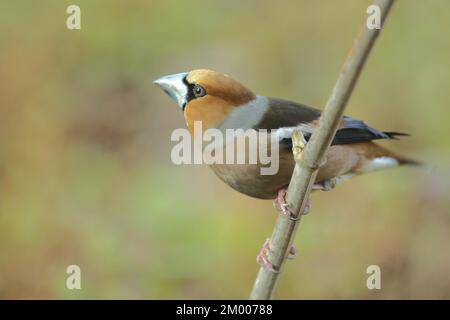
<box><xmin>193</xmin><ymin>85</ymin><xmax>206</xmax><ymax>98</ymax></box>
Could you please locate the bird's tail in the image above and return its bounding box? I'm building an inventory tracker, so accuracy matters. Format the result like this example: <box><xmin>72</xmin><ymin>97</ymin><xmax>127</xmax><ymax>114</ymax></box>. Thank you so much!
<box><xmin>396</xmin><ymin>156</ymin><xmax>422</xmax><ymax>166</ymax></box>
<box><xmin>378</xmin><ymin>132</ymin><xmax>422</xmax><ymax>166</ymax></box>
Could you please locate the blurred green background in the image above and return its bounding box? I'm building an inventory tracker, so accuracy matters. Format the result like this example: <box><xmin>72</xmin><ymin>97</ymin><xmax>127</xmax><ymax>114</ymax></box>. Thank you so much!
<box><xmin>0</xmin><ymin>0</ymin><xmax>449</xmax><ymax>299</ymax></box>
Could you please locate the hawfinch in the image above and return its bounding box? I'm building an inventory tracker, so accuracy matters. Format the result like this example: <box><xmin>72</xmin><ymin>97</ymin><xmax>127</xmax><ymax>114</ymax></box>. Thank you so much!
<box><xmin>154</xmin><ymin>69</ymin><xmax>416</xmax><ymax>204</ymax></box>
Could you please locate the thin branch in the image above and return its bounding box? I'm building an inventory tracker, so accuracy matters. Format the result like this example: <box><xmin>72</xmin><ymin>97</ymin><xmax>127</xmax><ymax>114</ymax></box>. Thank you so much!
<box><xmin>249</xmin><ymin>0</ymin><xmax>395</xmax><ymax>300</ymax></box>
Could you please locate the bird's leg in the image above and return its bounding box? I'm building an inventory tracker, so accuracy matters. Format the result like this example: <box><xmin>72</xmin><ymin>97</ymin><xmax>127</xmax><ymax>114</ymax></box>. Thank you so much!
<box><xmin>312</xmin><ymin>177</ymin><xmax>338</xmax><ymax>191</ymax></box>
<box><xmin>273</xmin><ymin>188</ymin><xmax>311</xmax><ymax>216</ymax></box>
<box><xmin>256</xmin><ymin>238</ymin><xmax>298</xmax><ymax>270</ymax></box>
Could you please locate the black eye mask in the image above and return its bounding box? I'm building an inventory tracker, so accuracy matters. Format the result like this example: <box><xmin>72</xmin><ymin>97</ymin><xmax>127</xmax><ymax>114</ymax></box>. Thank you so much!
<box><xmin>182</xmin><ymin>76</ymin><xmax>206</xmax><ymax>110</ymax></box>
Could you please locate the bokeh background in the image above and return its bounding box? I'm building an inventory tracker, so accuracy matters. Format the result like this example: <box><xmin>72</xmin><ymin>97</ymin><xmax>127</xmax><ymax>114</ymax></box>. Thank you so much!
<box><xmin>1</xmin><ymin>0</ymin><xmax>449</xmax><ymax>299</ymax></box>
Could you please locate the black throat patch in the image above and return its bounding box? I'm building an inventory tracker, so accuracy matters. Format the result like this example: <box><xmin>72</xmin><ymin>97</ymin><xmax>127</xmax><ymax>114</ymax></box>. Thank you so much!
<box><xmin>182</xmin><ymin>76</ymin><xmax>196</xmax><ymax>110</ymax></box>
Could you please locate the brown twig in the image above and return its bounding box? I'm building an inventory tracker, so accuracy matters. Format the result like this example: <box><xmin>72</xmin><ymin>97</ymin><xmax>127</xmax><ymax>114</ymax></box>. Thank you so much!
<box><xmin>249</xmin><ymin>0</ymin><xmax>395</xmax><ymax>300</ymax></box>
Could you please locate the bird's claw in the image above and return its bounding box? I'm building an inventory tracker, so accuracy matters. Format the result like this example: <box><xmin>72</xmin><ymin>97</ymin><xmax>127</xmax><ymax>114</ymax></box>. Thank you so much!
<box><xmin>256</xmin><ymin>238</ymin><xmax>298</xmax><ymax>271</ymax></box>
<box><xmin>273</xmin><ymin>188</ymin><xmax>311</xmax><ymax>217</ymax></box>
<box><xmin>273</xmin><ymin>189</ymin><xmax>292</xmax><ymax>217</ymax></box>
<box><xmin>256</xmin><ymin>238</ymin><xmax>276</xmax><ymax>272</ymax></box>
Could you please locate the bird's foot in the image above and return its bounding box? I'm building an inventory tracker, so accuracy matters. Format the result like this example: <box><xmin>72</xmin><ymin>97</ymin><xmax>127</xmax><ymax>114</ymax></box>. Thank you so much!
<box><xmin>256</xmin><ymin>238</ymin><xmax>275</xmax><ymax>271</ymax></box>
<box><xmin>256</xmin><ymin>238</ymin><xmax>298</xmax><ymax>271</ymax></box>
<box><xmin>273</xmin><ymin>188</ymin><xmax>291</xmax><ymax>217</ymax></box>
<box><xmin>273</xmin><ymin>188</ymin><xmax>311</xmax><ymax>217</ymax></box>
<box><xmin>312</xmin><ymin>177</ymin><xmax>338</xmax><ymax>191</ymax></box>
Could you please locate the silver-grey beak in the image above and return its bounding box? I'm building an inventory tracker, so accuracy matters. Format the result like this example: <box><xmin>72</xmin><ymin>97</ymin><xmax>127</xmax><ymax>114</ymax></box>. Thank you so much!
<box><xmin>153</xmin><ymin>72</ymin><xmax>189</xmax><ymax>109</ymax></box>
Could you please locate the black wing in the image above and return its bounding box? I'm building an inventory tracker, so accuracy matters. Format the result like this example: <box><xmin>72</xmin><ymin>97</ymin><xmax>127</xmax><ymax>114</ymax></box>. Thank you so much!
<box><xmin>255</xmin><ymin>98</ymin><xmax>409</xmax><ymax>147</ymax></box>
<box><xmin>330</xmin><ymin>116</ymin><xmax>409</xmax><ymax>145</ymax></box>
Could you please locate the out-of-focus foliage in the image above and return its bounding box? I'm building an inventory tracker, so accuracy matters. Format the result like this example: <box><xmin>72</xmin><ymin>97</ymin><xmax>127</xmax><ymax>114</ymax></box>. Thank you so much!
<box><xmin>0</xmin><ymin>0</ymin><xmax>449</xmax><ymax>299</ymax></box>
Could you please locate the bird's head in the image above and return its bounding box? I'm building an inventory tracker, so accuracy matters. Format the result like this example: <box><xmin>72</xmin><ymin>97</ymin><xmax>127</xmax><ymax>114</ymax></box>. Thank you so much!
<box><xmin>154</xmin><ymin>69</ymin><xmax>256</xmax><ymax>133</ymax></box>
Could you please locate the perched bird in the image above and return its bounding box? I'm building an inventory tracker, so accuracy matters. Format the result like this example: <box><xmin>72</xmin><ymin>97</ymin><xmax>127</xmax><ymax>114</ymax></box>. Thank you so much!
<box><xmin>154</xmin><ymin>69</ymin><xmax>417</xmax><ymax>211</ymax></box>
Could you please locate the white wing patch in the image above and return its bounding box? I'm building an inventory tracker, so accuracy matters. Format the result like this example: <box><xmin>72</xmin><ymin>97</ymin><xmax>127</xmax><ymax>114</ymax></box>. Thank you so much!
<box><xmin>274</xmin><ymin>123</ymin><xmax>315</xmax><ymax>140</ymax></box>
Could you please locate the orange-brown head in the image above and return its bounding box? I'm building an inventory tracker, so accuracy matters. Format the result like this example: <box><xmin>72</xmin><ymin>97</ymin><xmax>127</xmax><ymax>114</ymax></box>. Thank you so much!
<box><xmin>154</xmin><ymin>69</ymin><xmax>256</xmax><ymax>134</ymax></box>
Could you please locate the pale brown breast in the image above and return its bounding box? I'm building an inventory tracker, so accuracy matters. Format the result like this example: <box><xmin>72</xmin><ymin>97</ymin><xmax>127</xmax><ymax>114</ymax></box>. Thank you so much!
<box><xmin>210</xmin><ymin>151</ymin><xmax>295</xmax><ymax>199</ymax></box>
<box><xmin>208</xmin><ymin>134</ymin><xmax>367</xmax><ymax>199</ymax></box>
